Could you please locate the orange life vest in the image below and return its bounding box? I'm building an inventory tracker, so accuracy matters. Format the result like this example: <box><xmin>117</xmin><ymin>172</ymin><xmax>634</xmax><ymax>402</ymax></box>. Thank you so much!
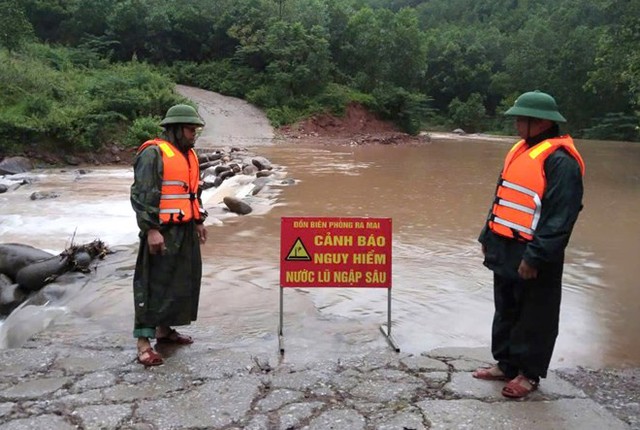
<box><xmin>137</xmin><ymin>138</ymin><xmax>203</xmax><ymax>224</ymax></box>
<box><xmin>488</xmin><ymin>135</ymin><xmax>585</xmax><ymax>242</ymax></box>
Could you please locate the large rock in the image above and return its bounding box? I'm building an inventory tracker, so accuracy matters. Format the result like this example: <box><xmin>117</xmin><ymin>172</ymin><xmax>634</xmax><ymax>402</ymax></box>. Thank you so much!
<box><xmin>251</xmin><ymin>156</ymin><xmax>273</xmax><ymax>171</ymax></box>
<box><xmin>30</xmin><ymin>191</ymin><xmax>61</xmax><ymax>200</ymax></box>
<box><xmin>0</xmin><ymin>280</ymin><xmax>28</xmax><ymax>316</ymax></box>
<box><xmin>0</xmin><ymin>244</ymin><xmax>55</xmax><ymax>280</ymax></box>
<box><xmin>223</xmin><ymin>196</ymin><xmax>252</xmax><ymax>215</ymax></box>
<box><xmin>0</xmin><ymin>156</ymin><xmax>33</xmax><ymax>175</ymax></box>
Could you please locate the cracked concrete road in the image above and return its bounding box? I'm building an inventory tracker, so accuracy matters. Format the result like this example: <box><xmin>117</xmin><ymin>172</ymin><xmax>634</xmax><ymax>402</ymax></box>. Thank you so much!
<box><xmin>0</xmin><ymin>328</ymin><xmax>631</xmax><ymax>429</ymax></box>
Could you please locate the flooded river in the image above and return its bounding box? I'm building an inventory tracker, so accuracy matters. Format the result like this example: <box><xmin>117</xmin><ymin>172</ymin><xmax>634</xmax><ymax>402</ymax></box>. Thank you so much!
<box><xmin>1</xmin><ymin>136</ymin><xmax>639</xmax><ymax>369</ymax></box>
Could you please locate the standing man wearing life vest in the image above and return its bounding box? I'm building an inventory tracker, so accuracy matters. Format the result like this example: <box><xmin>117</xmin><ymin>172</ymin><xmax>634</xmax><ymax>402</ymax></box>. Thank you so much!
<box><xmin>473</xmin><ymin>91</ymin><xmax>585</xmax><ymax>398</ymax></box>
<box><xmin>130</xmin><ymin>104</ymin><xmax>208</xmax><ymax>366</ymax></box>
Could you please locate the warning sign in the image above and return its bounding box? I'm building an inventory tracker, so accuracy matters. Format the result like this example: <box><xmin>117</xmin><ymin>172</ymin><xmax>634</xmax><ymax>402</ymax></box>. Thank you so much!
<box><xmin>280</xmin><ymin>217</ymin><xmax>392</xmax><ymax>288</ymax></box>
<box><xmin>285</xmin><ymin>238</ymin><xmax>311</xmax><ymax>261</ymax></box>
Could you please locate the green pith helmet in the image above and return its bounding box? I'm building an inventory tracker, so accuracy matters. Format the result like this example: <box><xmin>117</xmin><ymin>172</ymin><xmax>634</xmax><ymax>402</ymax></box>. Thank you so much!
<box><xmin>160</xmin><ymin>104</ymin><xmax>205</xmax><ymax>127</ymax></box>
<box><xmin>504</xmin><ymin>90</ymin><xmax>567</xmax><ymax>123</ymax></box>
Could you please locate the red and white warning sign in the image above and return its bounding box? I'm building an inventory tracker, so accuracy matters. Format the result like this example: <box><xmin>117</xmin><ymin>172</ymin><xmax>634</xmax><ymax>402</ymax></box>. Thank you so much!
<box><xmin>280</xmin><ymin>216</ymin><xmax>392</xmax><ymax>288</ymax></box>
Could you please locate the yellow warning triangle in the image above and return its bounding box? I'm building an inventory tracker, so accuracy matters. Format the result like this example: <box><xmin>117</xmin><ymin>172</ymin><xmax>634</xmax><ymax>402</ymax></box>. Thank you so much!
<box><xmin>285</xmin><ymin>238</ymin><xmax>311</xmax><ymax>261</ymax></box>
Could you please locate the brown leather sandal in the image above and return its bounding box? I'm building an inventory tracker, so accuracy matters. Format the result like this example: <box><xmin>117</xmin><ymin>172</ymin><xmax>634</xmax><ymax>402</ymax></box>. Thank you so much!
<box><xmin>156</xmin><ymin>328</ymin><xmax>194</xmax><ymax>345</ymax></box>
<box><xmin>502</xmin><ymin>374</ymin><xmax>539</xmax><ymax>398</ymax></box>
<box><xmin>137</xmin><ymin>347</ymin><xmax>163</xmax><ymax>366</ymax></box>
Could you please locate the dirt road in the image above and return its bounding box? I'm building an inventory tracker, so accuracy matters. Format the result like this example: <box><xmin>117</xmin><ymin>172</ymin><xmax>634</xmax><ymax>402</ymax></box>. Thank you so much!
<box><xmin>176</xmin><ymin>85</ymin><xmax>274</xmax><ymax>149</ymax></box>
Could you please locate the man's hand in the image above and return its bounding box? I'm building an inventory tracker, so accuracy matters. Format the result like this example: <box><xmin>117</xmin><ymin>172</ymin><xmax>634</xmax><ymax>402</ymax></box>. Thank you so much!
<box><xmin>196</xmin><ymin>223</ymin><xmax>207</xmax><ymax>245</ymax></box>
<box><xmin>147</xmin><ymin>229</ymin><xmax>166</xmax><ymax>255</ymax></box>
<box><xmin>518</xmin><ymin>260</ymin><xmax>538</xmax><ymax>280</ymax></box>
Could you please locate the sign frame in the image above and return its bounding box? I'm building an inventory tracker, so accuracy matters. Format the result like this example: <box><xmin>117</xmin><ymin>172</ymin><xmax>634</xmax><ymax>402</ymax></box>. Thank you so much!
<box><xmin>278</xmin><ymin>216</ymin><xmax>399</xmax><ymax>354</ymax></box>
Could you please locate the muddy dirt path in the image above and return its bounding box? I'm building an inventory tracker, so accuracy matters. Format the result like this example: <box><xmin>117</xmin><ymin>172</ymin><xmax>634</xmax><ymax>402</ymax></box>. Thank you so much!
<box><xmin>176</xmin><ymin>85</ymin><xmax>274</xmax><ymax>149</ymax></box>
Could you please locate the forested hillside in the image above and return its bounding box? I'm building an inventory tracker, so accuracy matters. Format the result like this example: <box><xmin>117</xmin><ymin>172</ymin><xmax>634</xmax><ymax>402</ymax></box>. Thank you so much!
<box><xmin>1</xmin><ymin>0</ymin><xmax>639</xmax><ymax>155</ymax></box>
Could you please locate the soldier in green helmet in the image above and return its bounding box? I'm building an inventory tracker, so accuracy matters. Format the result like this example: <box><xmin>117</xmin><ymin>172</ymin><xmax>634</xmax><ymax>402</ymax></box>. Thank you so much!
<box><xmin>473</xmin><ymin>91</ymin><xmax>585</xmax><ymax>397</ymax></box>
<box><xmin>130</xmin><ymin>104</ymin><xmax>208</xmax><ymax>366</ymax></box>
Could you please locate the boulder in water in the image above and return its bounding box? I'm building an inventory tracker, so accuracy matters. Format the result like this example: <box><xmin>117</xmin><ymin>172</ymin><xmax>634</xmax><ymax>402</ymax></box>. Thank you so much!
<box><xmin>0</xmin><ymin>156</ymin><xmax>33</xmax><ymax>175</ymax></box>
<box><xmin>223</xmin><ymin>196</ymin><xmax>252</xmax><ymax>215</ymax></box>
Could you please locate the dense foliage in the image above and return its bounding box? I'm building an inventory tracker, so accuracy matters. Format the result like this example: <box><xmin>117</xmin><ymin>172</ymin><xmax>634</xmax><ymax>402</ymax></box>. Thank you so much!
<box><xmin>1</xmin><ymin>0</ymin><xmax>639</xmax><ymax>154</ymax></box>
<box><xmin>0</xmin><ymin>44</ymin><xmax>183</xmax><ymax>155</ymax></box>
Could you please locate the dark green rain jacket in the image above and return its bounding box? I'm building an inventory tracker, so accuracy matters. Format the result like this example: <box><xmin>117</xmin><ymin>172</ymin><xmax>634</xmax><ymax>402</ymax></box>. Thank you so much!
<box><xmin>130</xmin><ymin>144</ymin><xmax>203</xmax><ymax>329</ymax></box>
<box><xmin>479</xmin><ymin>130</ymin><xmax>584</xmax><ymax>279</ymax></box>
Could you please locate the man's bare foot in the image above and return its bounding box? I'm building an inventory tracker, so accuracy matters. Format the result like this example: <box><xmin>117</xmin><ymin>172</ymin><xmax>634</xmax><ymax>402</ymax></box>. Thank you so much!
<box><xmin>472</xmin><ymin>365</ymin><xmax>508</xmax><ymax>381</ymax></box>
<box><xmin>155</xmin><ymin>326</ymin><xmax>171</xmax><ymax>339</ymax></box>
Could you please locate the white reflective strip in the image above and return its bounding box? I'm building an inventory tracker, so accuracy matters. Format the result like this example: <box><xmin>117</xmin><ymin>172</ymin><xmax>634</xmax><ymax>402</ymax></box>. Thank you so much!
<box><xmin>160</xmin><ymin>208</ymin><xmax>181</xmax><ymax>214</ymax></box>
<box><xmin>497</xmin><ymin>199</ymin><xmax>535</xmax><ymax>215</ymax></box>
<box><xmin>502</xmin><ymin>180</ymin><xmax>537</xmax><ymax>197</ymax></box>
<box><xmin>493</xmin><ymin>216</ymin><xmax>534</xmax><ymax>235</ymax></box>
<box><xmin>162</xmin><ymin>180</ymin><xmax>187</xmax><ymax>187</ymax></box>
<box><xmin>531</xmin><ymin>194</ymin><xmax>542</xmax><ymax>230</ymax></box>
<box><xmin>500</xmin><ymin>179</ymin><xmax>543</xmax><ymax>231</ymax></box>
<box><xmin>160</xmin><ymin>194</ymin><xmax>190</xmax><ymax>200</ymax></box>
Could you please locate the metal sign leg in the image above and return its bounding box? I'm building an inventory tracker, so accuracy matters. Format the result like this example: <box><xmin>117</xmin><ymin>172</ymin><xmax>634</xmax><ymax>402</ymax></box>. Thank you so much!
<box><xmin>278</xmin><ymin>287</ymin><xmax>285</xmax><ymax>354</ymax></box>
<box><xmin>379</xmin><ymin>288</ymin><xmax>400</xmax><ymax>352</ymax></box>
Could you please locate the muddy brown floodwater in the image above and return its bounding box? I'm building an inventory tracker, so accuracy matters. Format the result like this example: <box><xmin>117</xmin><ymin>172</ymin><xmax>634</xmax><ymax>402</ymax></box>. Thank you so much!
<box><xmin>1</xmin><ymin>86</ymin><xmax>639</xmax><ymax>374</ymax></box>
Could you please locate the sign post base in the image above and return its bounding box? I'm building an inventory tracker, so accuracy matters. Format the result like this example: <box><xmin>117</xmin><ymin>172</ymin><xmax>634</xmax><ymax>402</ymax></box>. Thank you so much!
<box><xmin>379</xmin><ymin>324</ymin><xmax>400</xmax><ymax>352</ymax></box>
<box><xmin>278</xmin><ymin>332</ymin><xmax>285</xmax><ymax>355</ymax></box>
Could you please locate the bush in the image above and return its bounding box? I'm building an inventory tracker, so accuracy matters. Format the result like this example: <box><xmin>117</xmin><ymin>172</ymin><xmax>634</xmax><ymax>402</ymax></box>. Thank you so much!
<box><xmin>448</xmin><ymin>93</ymin><xmax>486</xmax><ymax>133</ymax></box>
<box><xmin>0</xmin><ymin>44</ymin><xmax>182</xmax><ymax>153</ymax></box>
<box><xmin>169</xmin><ymin>60</ymin><xmax>257</xmax><ymax>98</ymax></box>
<box><xmin>370</xmin><ymin>86</ymin><xmax>432</xmax><ymax>135</ymax></box>
<box><xmin>313</xmin><ymin>83</ymin><xmax>373</xmax><ymax>116</ymax></box>
<box><xmin>265</xmin><ymin>106</ymin><xmax>303</xmax><ymax>128</ymax></box>
<box><xmin>23</xmin><ymin>94</ymin><xmax>53</xmax><ymax>117</ymax></box>
<box><xmin>581</xmin><ymin>112</ymin><xmax>640</xmax><ymax>142</ymax></box>
<box><xmin>86</xmin><ymin>63</ymin><xmax>182</xmax><ymax>121</ymax></box>
<box><xmin>246</xmin><ymin>85</ymin><xmax>280</xmax><ymax>109</ymax></box>
<box><xmin>125</xmin><ymin>116</ymin><xmax>162</xmax><ymax>147</ymax></box>
<box><xmin>0</xmin><ymin>114</ymin><xmax>43</xmax><ymax>153</ymax></box>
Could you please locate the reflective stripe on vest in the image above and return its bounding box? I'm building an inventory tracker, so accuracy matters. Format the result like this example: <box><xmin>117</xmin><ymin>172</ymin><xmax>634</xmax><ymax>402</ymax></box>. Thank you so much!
<box><xmin>488</xmin><ymin>135</ymin><xmax>585</xmax><ymax>241</ymax></box>
<box><xmin>137</xmin><ymin>139</ymin><xmax>201</xmax><ymax>224</ymax></box>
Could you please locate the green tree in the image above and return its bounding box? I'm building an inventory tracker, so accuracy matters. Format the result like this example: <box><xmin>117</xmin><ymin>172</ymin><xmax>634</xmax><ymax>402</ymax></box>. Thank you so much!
<box><xmin>336</xmin><ymin>6</ymin><xmax>426</xmax><ymax>91</ymax></box>
<box><xmin>105</xmin><ymin>0</ymin><xmax>153</xmax><ymax>61</ymax></box>
<box><xmin>337</xmin><ymin>7</ymin><xmax>394</xmax><ymax>91</ymax></box>
<box><xmin>448</xmin><ymin>93</ymin><xmax>486</xmax><ymax>133</ymax></box>
<box><xmin>422</xmin><ymin>25</ymin><xmax>499</xmax><ymax>112</ymax></box>
<box><xmin>0</xmin><ymin>0</ymin><xmax>34</xmax><ymax>51</ymax></box>
<box><xmin>587</xmin><ymin>0</ymin><xmax>640</xmax><ymax>135</ymax></box>
<box><xmin>499</xmin><ymin>11</ymin><xmax>614</xmax><ymax>133</ymax></box>
<box><xmin>141</xmin><ymin>1</ymin><xmax>219</xmax><ymax>63</ymax></box>
<box><xmin>59</xmin><ymin>0</ymin><xmax>116</xmax><ymax>45</ymax></box>
<box><xmin>284</xmin><ymin>0</ymin><xmax>330</xmax><ymax>29</ymax></box>
<box><xmin>386</xmin><ymin>8</ymin><xmax>426</xmax><ymax>90</ymax></box>
<box><xmin>248</xmin><ymin>21</ymin><xmax>331</xmax><ymax>106</ymax></box>
<box><xmin>22</xmin><ymin>0</ymin><xmax>75</xmax><ymax>43</ymax></box>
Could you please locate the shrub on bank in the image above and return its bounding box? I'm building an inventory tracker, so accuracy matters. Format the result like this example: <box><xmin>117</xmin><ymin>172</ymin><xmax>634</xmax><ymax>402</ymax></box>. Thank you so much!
<box><xmin>0</xmin><ymin>44</ymin><xmax>183</xmax><ymax>154</ymax></box>
<box><xmin>125</xmin><ymin>116</ymin><xmax>163</xmax><ymax>148</ymax></box>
